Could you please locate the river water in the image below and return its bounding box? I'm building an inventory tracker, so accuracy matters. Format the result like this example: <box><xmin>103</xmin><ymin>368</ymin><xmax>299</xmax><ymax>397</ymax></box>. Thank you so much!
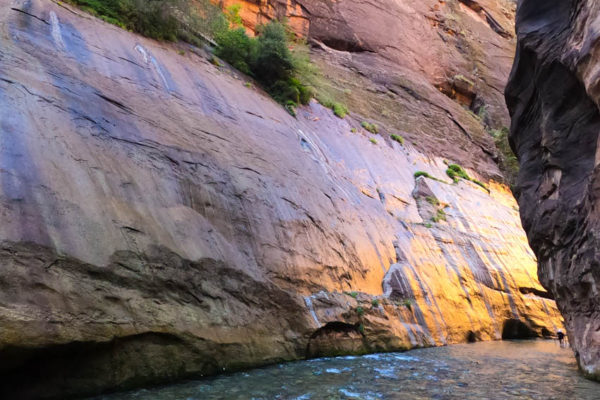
<box><xmin>97</xmin><ymin>340</ymin><xmax>599</xmax><ymax>400</ymax></box>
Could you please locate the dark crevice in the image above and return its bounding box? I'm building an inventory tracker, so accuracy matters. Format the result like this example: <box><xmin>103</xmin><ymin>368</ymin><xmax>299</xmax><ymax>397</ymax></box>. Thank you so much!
<box><xmin>466</xmin><ymin>330</ymin><xmax>477</xmax><ymax>343</ymax></box>
<box><xmin>10</xmin><ymin>8</ymin><xmax>50</xmax><ymax>25</ymax></box>
<box><xmin>457</xmin><ymin>0</ymin><xmax>512</xmax><ymax>38</ymax></box>
<box><xmin>318</xmin><ymin>38</ymin><xmax>375</xmax><ymax>53</ymax></box>
<box><xmin>519</xmin><ymin>286</ymin><xmax>554</xmax><ymax>300</ymax></box>
<box><xmin>94</xmin><ymin>92</ymin><xmax>133</xmax><ymax>113</ymax></box>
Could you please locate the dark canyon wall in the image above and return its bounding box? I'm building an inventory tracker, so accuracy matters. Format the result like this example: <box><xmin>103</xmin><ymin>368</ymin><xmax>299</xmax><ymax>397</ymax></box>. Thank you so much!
<box><xmin>506</xmin><ymin>0</ymin><xmax>600</xmax><ymax>381</ymax></box>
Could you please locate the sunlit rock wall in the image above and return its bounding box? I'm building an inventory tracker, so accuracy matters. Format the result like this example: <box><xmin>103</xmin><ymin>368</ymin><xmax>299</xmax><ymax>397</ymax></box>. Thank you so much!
<box><xmin>0</xmin><ymin>0</ymin><xmax>561</xmax><ymax>398</ymax></box>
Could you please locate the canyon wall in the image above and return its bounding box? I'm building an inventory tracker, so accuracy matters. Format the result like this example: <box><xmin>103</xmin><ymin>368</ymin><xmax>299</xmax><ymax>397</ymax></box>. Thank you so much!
<box><xmin>222</xmin><ymin>0</ymin><xmax>518</xmax><ymax>180</ymax></box>
<box><xmin>0</xmin><ymin>0</ymin><xmax>561</xmax><ymax>398</ymax></box>
<box><xmin>506</xmin><ymin>0</ymin><xmax>600</xmax><ymax>381</ymax></box>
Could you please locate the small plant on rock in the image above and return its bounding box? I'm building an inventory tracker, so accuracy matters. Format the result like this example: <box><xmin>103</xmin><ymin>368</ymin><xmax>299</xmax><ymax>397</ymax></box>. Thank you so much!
<box><xmin>371</xmin><ymin>299</ymin><xmax>380</xmax><ymax>307</ymax></box>
<box><xmin>414</xmin><ymin>171</ymin><xmax>445</xmax><ymax>183</ymax></box>
<box><xmin>285</xmin><ymin>101</ymin><xmax>297</xmax><ymax>117</ymax></box>
<box><xmin>391</xmin><ymin>134</ymin><xmax>404</xmax><ymax>145</ymax></box>
<box><xmin>414</xmin><ymin>171</ymin><xmax>433</xmax><ymax>179</ymax></box>
<box><xmin>332</xmin><ymin>102</ymin><xmax>348</xmax><ymax>118</ymax></box>
<box><xmin>431</xmin><ymin>209</ymin><xmax>447</xmax><ymax>223</ymax></box>
<box><xmin>425</xmin><ymin>196</ymin><xmax>440</xmax><ymax>206</ymax></box>
<box><xmin>356</xmin><ymin>306</ymin><xmax>365</xmax><ymax>316</ymax></box>
<box><xmin>446</xmin><ymin>163</ymin><xmax>490</xmax><ymax>192</ymax></box>
<box><xmin>370</xmin><ymin>138</ymin><xmax>378</xmax><ymax>145</ymax></box>
<box><xmin>446</xmin><ymin>164</ymin><xmax>470</xmax><ymax>183</ymax></box>
<box><xmin>362</xmin><ymin>121</ymin><xmax>379</xmax><ymax>134</ymax></box>
<box><xmin>358</xmin><ymin>323</ymin><xmax>365</xmax><ymax>334</ymax></box>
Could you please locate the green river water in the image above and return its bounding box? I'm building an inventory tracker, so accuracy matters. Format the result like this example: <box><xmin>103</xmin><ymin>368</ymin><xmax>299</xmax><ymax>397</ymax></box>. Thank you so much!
<box><xmin>95</xmin><ymin>340</ymin><xmax>598</xmax><ymax>400</ymax></box>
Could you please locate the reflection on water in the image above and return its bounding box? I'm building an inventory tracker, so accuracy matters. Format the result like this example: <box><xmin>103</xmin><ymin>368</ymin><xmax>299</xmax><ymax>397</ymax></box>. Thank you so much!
<box><xmin>96</xmin><ymin>340</ymin><xmax>598</xmax><ymax>400</ymax></box>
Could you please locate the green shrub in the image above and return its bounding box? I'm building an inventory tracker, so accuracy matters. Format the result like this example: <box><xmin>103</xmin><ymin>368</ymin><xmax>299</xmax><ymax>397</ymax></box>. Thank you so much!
<box><xmin>68</xmin><ymin>0</ymin><xmax>227</xmax><ymax>43</ymax></box>
<box><xmin>224</xmin><ymin>3</ymin><xmax>242</xmax><ymax>27</ymax></box>
<box><xmin>391</xmin><ymin>134</ymin><xmax>404</xmax><ymax>145</ymax></box>
<box><xmin>446</xmin><ymin>164</ymin><xmax>470</xmax><ymax>182</ymax></box>
<box><xmin>214</xmin><ymin>20</ymin><xmax>313</xmax><ymax>109</ymax></box>
<box><xmin>297</xmin><ymin>83</ymin><xmax>314</xmax><ymax>105</ymax></box>
<box><xmin>270</xmin><ymin>80</ymin><xmax>300</xmax><ymax>104</ymax></box>
<box><xmin>403</xmin><ymin>299</ymin><xmax>413</xmax><ymax>311</ymax></box>
<box><xmin>345</xmin><ymin>291</ymin><xmax>358</xmax><ymax>298</ymax></box>
<box><xmin>253</xmin><ymin>22</ymin><xmax>294</xmax><ymax>85</ymax></box>
<box><xmin>351</xmin><ymin>128</ymin><xmax>357</xmax><ymax>133</ymax></box>
<box><xmin>361</xmin><ymin>121</ymin><xmax>379</xmax><ymax>134</ymax></box>
<box><xmin>356</xmin><ymin>306</ymin><xmax>365</xmax><ymax>316</ymax></box>
<box><xmin>370</xmin><ymin>138</ymin><xmax>378</xmax><ymax>145</ymax></box>
<box><xmin>215</xmin><ymin>27</ymin><xmax>255</xmax><ymax>74</ymax></box>
<box><xmin>371</xmin><ymin>299</ymin><xmax>380</xmax><ymax>307</ymax></box>
<box><xmin>424</xmin><ymin>223</ymin><xmax>433</xmax><ymax>229</ymax></box>
<box><xmin>332</xmin><ymin>102</ymin><xmax>348</xmax><ymax>118</ymax></box>
<box><xmin>285</xmin><ymin>100</ymin><xmax>297</xmax><ymax>117</ymax></box>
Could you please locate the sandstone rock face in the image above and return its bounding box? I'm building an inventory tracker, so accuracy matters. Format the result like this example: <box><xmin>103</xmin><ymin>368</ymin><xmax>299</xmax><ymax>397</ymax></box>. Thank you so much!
<box><xmin>224</xmin><ymin>0</ymin><xmax>518</xmax><ymax>180</ymax></box>
<box><xmin>506</xmin><ymin>0</ymin><xmax>600</xmax><ymax>381</ymax></box>
<box><xmin>0</xmin><ymin>0</ymin><xmax>561</xmax><ymax>398</ymax></box>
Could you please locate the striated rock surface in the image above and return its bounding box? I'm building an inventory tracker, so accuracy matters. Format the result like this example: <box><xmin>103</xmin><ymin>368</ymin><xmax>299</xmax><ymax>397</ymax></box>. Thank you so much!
<box><xmin>506</xmin><ymin>0</ymin><xmax>600</xmax><ymax>381</ymax></box>
<box><xmin>0</xmin><ymin>0</ymin><xmax>561</xmax><ymax>398</ymax></box>
<box><xmin>221</xmin><ymin>0</ymin><xmax>519</xmax><ymax>180</ymax></box>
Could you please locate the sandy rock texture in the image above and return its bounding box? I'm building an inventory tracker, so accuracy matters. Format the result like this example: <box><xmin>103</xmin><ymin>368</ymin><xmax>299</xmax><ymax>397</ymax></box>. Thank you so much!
<box><xmin>506</xmin><ymin>0</ymin><xmax>600</xmax><ymax>382</ymax></box>
<box><xmin>0</xmin><ymin>0</ymin><xmax>560</xmax><ymax>397</ymax></box>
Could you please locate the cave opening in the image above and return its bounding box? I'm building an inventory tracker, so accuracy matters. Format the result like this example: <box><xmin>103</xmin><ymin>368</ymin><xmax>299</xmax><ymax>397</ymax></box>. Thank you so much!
<box><xmin>501</xmin><ymin>319</ymin><xmax>537</xmax><ymax>340</ymax></box>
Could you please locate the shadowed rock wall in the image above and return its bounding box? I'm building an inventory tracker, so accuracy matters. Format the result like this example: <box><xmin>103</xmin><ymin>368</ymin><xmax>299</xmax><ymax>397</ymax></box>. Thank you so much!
<box><xmin>0</xmin><ymin>0</ymin><xmax>561</xmax><ymax>397</ymax></box>
<box><xmin>506</xmin><ymin>0</ymin><xmax>600</xmax><ymax>381</ymax></box>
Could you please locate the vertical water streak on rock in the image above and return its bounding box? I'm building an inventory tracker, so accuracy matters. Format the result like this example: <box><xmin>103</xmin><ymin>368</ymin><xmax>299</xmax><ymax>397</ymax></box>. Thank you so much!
<box><xmin>49</xmin><ymin>11</ymin><xmax>65</xmax><ymax>50</ymax></box>
<box><xmin>150</xmin><ymin>56</ymin><xmax>170</xmax><ymax>92</ymax></box>
<box><xmin>134</xmin><ymin>44</ymin><xmax>148</xmax><ymax>63</ymax></box>
<box><xmin>304</xmin><ymin>295</ymin><xmax>320</xmax><ymax>326</ymax></box>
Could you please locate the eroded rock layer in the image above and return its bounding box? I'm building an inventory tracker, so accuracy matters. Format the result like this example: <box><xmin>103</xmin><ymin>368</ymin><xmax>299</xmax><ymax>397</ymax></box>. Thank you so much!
<box><xmin>0</xmin><ymin>0</ymin><xmax>561</xmax><ymax>397</ymax></box>
<box><xmin>506</xmin><ymin>0</ymin><xmax>600</xmax><ymax>381</ymax></box>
